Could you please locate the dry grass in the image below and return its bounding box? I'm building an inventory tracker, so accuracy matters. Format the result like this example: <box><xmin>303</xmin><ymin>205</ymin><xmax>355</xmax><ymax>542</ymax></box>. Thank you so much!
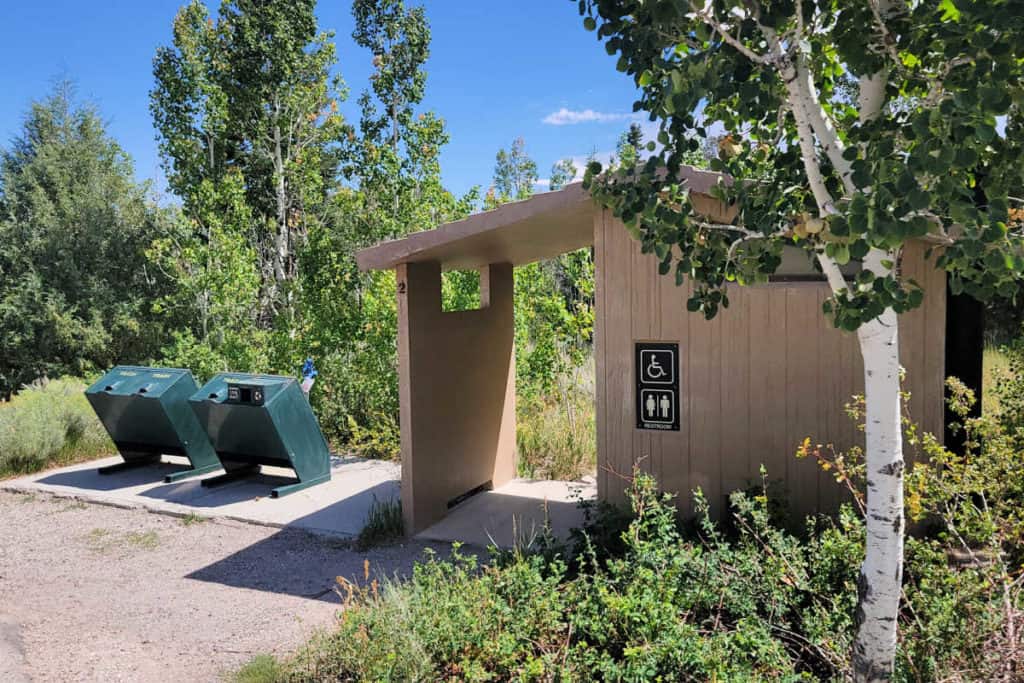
<box><xmin>984</xmin><ymin>345</ymin><xmax>1012</xmax><ymax>416</ymax></box>
<box><xmin>86</xmin><ymin>528</ymin><xmax>160</xmax><ymax>553</ymax></box>
<box><xmin>517</xmin><ymin>362</ymin><xmax>596</xmax><ymax>481</ymax></box>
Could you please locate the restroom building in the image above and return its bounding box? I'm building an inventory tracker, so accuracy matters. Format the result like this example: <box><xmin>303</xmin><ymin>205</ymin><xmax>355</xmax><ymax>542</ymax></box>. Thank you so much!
<box><xmin>357</xmin><ymin>166</ymin><xmax>972</xmax><ymax>534</ymax></box>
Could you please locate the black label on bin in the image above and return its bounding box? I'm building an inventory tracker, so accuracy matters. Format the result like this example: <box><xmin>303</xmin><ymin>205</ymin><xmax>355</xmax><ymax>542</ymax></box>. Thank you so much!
<box><xmin>636</xmin><ymin>342</ymin><xmax>680</xmax><ymax>431</ymax></box>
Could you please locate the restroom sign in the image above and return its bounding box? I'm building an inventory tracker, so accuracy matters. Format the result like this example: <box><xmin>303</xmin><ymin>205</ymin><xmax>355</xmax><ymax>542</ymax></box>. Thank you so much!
<box><xmin>636</xmin><ymin>342</ymin><xmax>680</xmax><ymax>431</ymax></box>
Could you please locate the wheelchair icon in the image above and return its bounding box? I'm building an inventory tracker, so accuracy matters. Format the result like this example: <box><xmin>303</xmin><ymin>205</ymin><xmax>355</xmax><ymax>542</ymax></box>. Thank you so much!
<box><xmin>640</xmin><ymin>349</ymin><xmax>675</xmax><ymax>384</ymax></box>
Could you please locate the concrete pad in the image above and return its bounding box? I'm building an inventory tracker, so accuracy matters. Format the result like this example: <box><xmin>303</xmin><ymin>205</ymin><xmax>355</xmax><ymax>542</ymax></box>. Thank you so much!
<box><xmin>2</xmin><ymin>454</ymin><xmax>400</xmax><ymax>537</ymax></box>
<box><xmin>3</xmin><ymin>456</ymin><xmax>596</xmax><ymax>547</ymax></box>
<box><xmin>416</xmin><ymin>477</ymin><xmax>596</xmax><ymax>548</ymax></box>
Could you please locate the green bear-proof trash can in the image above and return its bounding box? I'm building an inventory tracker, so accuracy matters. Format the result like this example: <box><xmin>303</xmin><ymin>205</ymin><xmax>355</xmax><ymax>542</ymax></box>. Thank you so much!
<box><xmin>85</xmin><ymin>366</ymin><xmax>221</xmax><ymax>482</ymax></box>
<box><xmin>189</xmin><ymin>373</ymin><xmax>331</xmax><ymax>498</ymax></box>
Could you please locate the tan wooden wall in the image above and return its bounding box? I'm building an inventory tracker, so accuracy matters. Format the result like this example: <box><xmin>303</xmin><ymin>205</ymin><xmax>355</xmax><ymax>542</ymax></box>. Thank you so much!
<box><xmin>593</xmin><ymin>209</ymin><xmax>947</xmax><ymax>520</ymax></box>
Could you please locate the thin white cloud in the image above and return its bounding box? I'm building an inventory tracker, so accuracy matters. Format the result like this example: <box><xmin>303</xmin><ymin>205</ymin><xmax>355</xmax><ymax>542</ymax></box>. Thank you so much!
<box><xmin>542</xmin><ymin>108</ymin><xmax>640</xmax><ymax>126</ymax></box>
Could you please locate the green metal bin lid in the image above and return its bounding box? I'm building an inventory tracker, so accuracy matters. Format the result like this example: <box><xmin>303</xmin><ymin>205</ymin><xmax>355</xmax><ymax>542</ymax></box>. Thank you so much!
<box><xmin>86</xmin><ymin>366</ymin><xmax>193</xmax><ymax>398</ymax></box>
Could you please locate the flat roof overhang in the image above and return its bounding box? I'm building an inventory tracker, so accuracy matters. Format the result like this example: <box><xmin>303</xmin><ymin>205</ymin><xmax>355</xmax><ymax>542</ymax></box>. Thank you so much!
<box><xmin>355</xmin><ymin>166</ymin><xmax>732</xmax><ymax>272</ymax></box>
<box><xmin>356</xmin><ymin>182</ymin><xmax>595</xmax><ymax>272</ymax></box>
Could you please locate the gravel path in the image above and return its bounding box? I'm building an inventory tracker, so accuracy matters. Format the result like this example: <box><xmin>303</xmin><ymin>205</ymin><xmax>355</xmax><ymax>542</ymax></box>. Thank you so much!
<box><xmin>0</xmin><ymin>489</ymin><xmax>445</xmax><ymax>682</ymax></box>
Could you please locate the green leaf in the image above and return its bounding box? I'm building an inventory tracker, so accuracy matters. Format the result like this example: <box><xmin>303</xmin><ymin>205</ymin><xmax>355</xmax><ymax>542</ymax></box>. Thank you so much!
<box><xmin>900</xmin><ymin>52</ymin><xmax>921</xmax><ymax>68</ymax></box>
<box><xmin>938</xmin><ymin>0</ymin><xmax>961</xmax><ymax>22</ymax></box>
<box><xmin>833</xmin><ymin>243</ymin><xmax>851</xmax><ymax>265</ymax></box>
<box><xmin>908</xmin><ymin>189</ymin><xmax>931</xmax><ymax>211</ymax></box>
<box><xmin>829</xmin><ymin>215</ymin><xmax>850</xmax><ymax>237</ymax></box>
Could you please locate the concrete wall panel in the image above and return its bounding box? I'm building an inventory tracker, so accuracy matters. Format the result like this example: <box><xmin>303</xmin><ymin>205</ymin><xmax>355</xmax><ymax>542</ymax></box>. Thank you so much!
<box><xmin>397</xmin><ymin>261</ymin><xmax>516</xmax><ymax>533</ymax></box>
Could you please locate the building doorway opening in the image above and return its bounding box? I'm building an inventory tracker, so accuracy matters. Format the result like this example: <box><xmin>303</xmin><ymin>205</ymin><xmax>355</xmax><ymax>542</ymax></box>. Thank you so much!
<box><xmin>513</xmin><ymin>247</ymin><xmax>596</xmax><ymax>482</ymax></box>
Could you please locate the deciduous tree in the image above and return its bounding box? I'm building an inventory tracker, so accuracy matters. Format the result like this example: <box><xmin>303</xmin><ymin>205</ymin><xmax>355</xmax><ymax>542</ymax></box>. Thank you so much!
<box><xmin>550</xmin><ymin>158</ymin><xmax>579</xmax><ymax>191</ymax></box>
<box><xmin>488</xmin><ymin>137</ymin><xmax>539</xmax><ymax>208</ymax></box>
<box><xmin>151</xmin><ymin>0</ymin><xmax>346</xmax><ymax>326</ymax></box>
<box><xmin>575</xmin><ymin>0</ymin><xmax>1024</xmax><ymax>678</ymax></box>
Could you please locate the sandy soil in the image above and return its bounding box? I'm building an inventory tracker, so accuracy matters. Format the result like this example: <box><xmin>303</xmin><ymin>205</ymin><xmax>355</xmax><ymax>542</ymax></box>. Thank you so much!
<box><xmin>0</xmin><ymin>490</ymin><xmax>443</xmax><ymax>682</ymax></box>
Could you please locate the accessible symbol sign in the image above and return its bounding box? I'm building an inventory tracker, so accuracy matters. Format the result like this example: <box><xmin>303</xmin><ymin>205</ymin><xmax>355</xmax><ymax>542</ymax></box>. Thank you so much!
<box><xmin>635</xmin><ymin>342</ymin><xmax>680</xmax><ymax>431</ymax></box>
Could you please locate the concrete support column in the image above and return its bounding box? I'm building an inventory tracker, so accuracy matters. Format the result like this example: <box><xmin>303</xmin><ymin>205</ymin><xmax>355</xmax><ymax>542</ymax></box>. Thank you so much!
<box><xmin>396</xmin><ymin>261</ymin><xmax>516</xmax><ymax>533</ymax></box>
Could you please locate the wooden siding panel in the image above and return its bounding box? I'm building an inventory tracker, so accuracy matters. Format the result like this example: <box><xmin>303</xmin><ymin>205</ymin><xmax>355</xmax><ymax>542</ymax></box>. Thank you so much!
<box><xmin>818</xmin><ymin>287</ymin><xmax>856</xmax><ymax>511</ymax></box>
<box><xmin>603</xmin><ymin>212</ymin><xmax>635</xmax><ymax>504</ymax></box>
<box><xmin>899</xmin><ymin>241</ymin><xmax>927</xmax><ymax>459</ymax></box>
<box><xmin>594</xmin><ymin>215</ymin><xmax>945</xmax><ymax>517</ymax></box>
<box><xmin>631</xmin><ymin>231</ymin><xmax>655</xmax><ymax>480</ymax></box>
<box><xmin>593</xmin><ymin>211</ymin><xmax>609</xmax><ymax>501</ymax></box>
<box><xmin>921</xmin><ymin>246</ymin><xmax>947</xmax><ymax>442</ymax></box>
<box><xmin>786</xmin><ymin>285</ymin><xmax>823</xmax><ymax>521</ymax></box>
<box><xmin>658</xmin><ymin>272</ymin><xmax>691</xmax><ymax>513</ymax></box>
<box><xmin>689</xmin><ymin>310</ymin><xmax>724</xmax><ymax>514</ymax></box>
<box><xmin>721</xmin><ymin>286</ymin><xmax>751</xmax><ymax>499</ymax></box>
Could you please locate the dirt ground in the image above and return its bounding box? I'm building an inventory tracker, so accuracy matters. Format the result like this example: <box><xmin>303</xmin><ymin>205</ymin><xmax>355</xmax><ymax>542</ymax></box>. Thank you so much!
<box><xmin>0</xmin><ymin>489</ymin><xmax>444</xmax><ymax>682</ymax></box>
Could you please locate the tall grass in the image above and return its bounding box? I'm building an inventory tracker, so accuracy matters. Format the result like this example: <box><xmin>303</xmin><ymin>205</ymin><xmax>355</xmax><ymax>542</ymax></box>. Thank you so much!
<box><xmin>355</xmin><ymin>496</ymin><xmax>404</xmax><ymax>550</ymax></box>
<box><xmin>516</xmin><ymin>361</ymin><xmax>596</xmax><ymax>481</ymax></box>
<box><xmin>0</xmin><ymin>377</ymin><xmax>112</xmax><ymax>478</ymax></box>
<box><xmin>983</xmin><ymin>345</ymin><xmax>1011</xmax><ymax>416</ymax></box>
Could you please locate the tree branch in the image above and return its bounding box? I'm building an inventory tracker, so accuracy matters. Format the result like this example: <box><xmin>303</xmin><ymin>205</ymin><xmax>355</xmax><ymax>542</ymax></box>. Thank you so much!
<box><xmin>866</xmin><ymin>0</ymin><xmax>902</xmax><ymax>67</ymax></box>
<box><xmin>858</xmin><ymin>0</ymin><xmax>896</xmax><ymax>124</ymax></box>
<box><xmin>693</xmin><ymin>221</ymin><xmax>760</xmax><ymax>237</ymax></box>
<box><xmin>794</xmin><ymin>55</ymin><xmax>858</xmax><ymax>196</ymax></box>
<box><xmin>764</xmin><ymin>28</ymin><xmax>840</xmax><ymax>217</ymax></box>
<box><xmin>688</xmin><ymin>0</ymin><xmax>770</xmax><ymax>65</ymax></box>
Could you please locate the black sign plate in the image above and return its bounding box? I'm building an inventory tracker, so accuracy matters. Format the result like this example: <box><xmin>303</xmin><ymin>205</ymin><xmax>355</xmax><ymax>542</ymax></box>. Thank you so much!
<box><xmin>636</xmin><ymin>342</ymin><xmax>680</xmax><ymax>431</ymax></box>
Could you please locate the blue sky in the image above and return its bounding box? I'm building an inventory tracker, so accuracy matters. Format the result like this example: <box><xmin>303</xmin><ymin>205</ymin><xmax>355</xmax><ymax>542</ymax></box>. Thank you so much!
<box><xmin>0</xmin><ymin>1</ymin><xmax>651</xmax><ymax>202</ymax></box>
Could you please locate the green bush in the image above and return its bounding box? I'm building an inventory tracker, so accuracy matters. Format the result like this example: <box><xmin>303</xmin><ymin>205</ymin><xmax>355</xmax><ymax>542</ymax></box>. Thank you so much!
<box><xmin>257</xmin><ymin>381</ymin><xmax>1024</xmax><ymax>682</ymax></box>
<box><xmin>233</xmin><ymin>654</ymin><xmax>286</xmax><ymax>683</ymax></box>
<box><xmin>0</xmin><ymin>377</ymin><xmax>112</xmax><ymax>477</ymax></box>
<box><xmin>279</xmin><ymin>473</ymin><xmax>863</xmax><ymax>681</ymax></box>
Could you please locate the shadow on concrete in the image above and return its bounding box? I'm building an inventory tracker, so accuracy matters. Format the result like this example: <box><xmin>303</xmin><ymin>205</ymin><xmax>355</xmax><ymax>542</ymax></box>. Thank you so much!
<box><xmin>417</xmin><ymin>489</ymin><xmax>591</xmax><ymax>549</ymax></box>
<box><xmin>34</xmin><ymin>459</ymin><xmax>198</xmax><ymax>491</ymax></box>
<box><xmin>283</xmin><ymin>481</ymin><xmax>400</xmax><ymax>534</ymax></box>
<box><xmin>184</xmin><ymin>486</ymin><xmax>429</xmax><ymax>602</ymax></box>
<box><xmin>138</xmin><ymin>472</ymin><xmax>300</xmax><ymax>507</ymax></box>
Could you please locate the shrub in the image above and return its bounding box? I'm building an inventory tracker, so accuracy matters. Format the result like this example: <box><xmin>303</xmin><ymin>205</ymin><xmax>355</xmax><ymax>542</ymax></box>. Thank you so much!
<box><xmin>346</xmin><ymin>413</ymin><xmax>400</xmax><ymax>461</ymax></box>
<box><xmin>274</xmin><ymin>474</ymin><xmax>862</xmax><ymax>681</ymax></box>
<box><xmin>234</xmin><ymin>654</ymin><xmax>286</xmax><ymax>683</ymax></box>
<box><xmin>0</xmin><ymin>377</ymin><xmax>112</xmax><ymax>477</ymax></box>
<box><xmin>260</xmin><ymin>381</ymin><xmax>1024</xmax><ymax>682</ymax></box>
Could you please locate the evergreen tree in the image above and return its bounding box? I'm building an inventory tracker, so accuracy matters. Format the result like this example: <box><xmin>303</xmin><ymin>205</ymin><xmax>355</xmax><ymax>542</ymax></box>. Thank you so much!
<box><xmin>0</xmin><ymin>83</ymin><xmax>172</xmax><ymax>395</ymax></box>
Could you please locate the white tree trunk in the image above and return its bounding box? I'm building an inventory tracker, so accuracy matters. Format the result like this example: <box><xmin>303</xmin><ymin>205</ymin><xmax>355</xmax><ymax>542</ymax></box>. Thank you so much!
<box><xmin>852</xmin><ymin>307</ymin><xmax>904</xmax><ymax>682</ymax></box>
<box><xmin>273</xmin><ymin>122</ymin><xmax>289</xmax><ymax>285</ymax></box>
